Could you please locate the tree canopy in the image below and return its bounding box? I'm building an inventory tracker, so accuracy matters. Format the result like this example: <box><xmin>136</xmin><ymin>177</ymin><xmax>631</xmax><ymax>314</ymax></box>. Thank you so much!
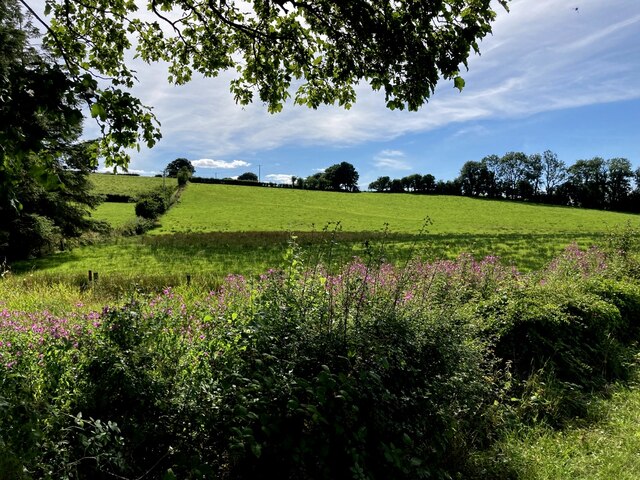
<box><xmin>22</xmin><ymin>0</ymin><xmax>508</xmax><ymax>169</ymax></box>
<box><xmin>1</xmin><ymin>0</ymin><xmax>105</xmax><ymax>260</ymax></box>
<box><xmin>237</xmin><ymin>172</ymin><xmax>259</xmax><ymax>182</ymax></box>
<box><xmin>165</xmin><ymin>157</ymin><xmax>195</xmax><ymax>177</ymax></box>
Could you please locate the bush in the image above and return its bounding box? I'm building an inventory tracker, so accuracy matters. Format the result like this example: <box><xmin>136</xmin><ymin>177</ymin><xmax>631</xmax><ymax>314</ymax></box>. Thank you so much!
<box><xmin>134</xmin><ymin>189</ymin><xmax>169</xmax><ymax>219</ymax></box>
<box><xmin>119</xmin><ymin>216</ymin><xmax>157</xmax><ymax>235</ymax></box>
<box><xmin>177</xmin><ymin>166</ymin><xmax>191</xmax><ymax>186</ymax></box>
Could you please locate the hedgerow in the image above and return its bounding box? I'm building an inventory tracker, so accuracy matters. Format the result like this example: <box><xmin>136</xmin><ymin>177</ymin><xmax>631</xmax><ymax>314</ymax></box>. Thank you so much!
<box><xmin>1</xmin><ymin>238</ymin><xmax>640</xmax><ymax>478</ymax></box>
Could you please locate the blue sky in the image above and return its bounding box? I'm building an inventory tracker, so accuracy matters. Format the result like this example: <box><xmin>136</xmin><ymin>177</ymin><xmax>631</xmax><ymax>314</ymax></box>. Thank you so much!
<box><xmin>84</xmin><ymin>0</ymin><xmax>640</xmax><ymax>187</ymax></box>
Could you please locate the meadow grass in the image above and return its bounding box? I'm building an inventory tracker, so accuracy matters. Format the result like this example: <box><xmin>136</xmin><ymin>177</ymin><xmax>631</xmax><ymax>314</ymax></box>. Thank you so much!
<box><xmin>496</xmin><ymin>375</ymin><xmax>640</xmax><ymax>480</ymax></box>
<box><xmin>11</xmin><ymin>181</ymin><xmax>640</xmax><ymax>290</ymax></box>
<box><xmin>90</xmin><ymin>172</ymin><xmax>166</xmax><ymax>197</ymax></box>
<box><xmin>10</xmin><ymin>230</ymin><xmax>606</xmax><ymax>294</ymax></box>
<box><xmin>90</xmin><ymin>202</ymin><xmax>137</xmax><ymax>228</ymax></box>
<box><xmin>154</xmin><ymin>184</ymin><xmax>639</xmax><ymax>235</ymax></box>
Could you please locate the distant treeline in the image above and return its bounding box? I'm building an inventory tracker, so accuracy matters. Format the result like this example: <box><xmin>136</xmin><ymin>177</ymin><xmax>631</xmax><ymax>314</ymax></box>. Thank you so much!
<box><xmin>190</xmin><ymin>161</ymin><xmax>361</xmax><ymax>193</ymax></box>
<box><xmin>369</xmin><ymin>151</ymin><xmax>640</xmax><ymax>212</ymax></box>
<box><xmin>189</xmin><ymin>177</ymin><xmax>295</xmax><ymax>188</ymax></box>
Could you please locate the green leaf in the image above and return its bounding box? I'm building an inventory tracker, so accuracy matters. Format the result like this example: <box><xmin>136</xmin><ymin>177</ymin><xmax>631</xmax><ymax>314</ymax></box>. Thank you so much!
<box><xmin>250</xmin><ymin>442</ymin><xmax>262</xmax><ymax>458</ymax></box>
<box><xmin>90</xmin><ymin>103</ymin><xmax>107</xmax><ymax>120</ymax></box>
<box><xmin>454</xmin><ymin>76</ymin><xmax>466</xmax><ymax>92</ymax></box>
<box><xmin>162</xmin><ymin>469</ymin><xmax>178</xmax><ymax>480</ymax></box>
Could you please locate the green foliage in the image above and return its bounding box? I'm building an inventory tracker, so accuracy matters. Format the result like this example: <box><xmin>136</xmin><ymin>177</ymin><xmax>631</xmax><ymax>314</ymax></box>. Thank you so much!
<box><xmin>176</xmin><ymin>167</ymin><xmax>192</xmax><ymax>186</ymax></box>
<box><xmin>37</xmin><ymin>0</ymin><xmax>507</xmax><ymax>167</ymax></box>
<box><xmin>133</xmin><ymin>185</ymin><xmax>180</xmax><ymax>220</ymax></box>
<box><xmin>4</xmin><ymin>239</ymin><xmax>640</xmax><ymax>478</ymax></box>
<box><xmin>0</xmin><ymin>0</ymin><xmax>108</xmax><ymax>261</ymax></box>
<box><xmin>165</xmin><ymin>158</ymin><xmax>195</xmax><ymax>178</ymax></box>
<box><xmin>237</xmin><ymin>172</ymin><xmax>258</xmax><ymax>182</ymax></box>
<box><xmin>135</xmin><ymin>195</ymin><xmax>168</xmax><ymax>220</ymax></box>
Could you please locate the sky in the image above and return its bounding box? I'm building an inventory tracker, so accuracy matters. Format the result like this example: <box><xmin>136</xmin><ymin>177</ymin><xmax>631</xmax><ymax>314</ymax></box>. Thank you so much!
<box><xmin>77</xmin><ymin>0</ymin><xmax>640</xmax><ymax>187</ymax></box>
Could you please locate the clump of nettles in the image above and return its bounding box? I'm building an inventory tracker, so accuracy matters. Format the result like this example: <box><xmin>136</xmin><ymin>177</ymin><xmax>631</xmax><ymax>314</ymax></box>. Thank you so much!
<box><xmin>2</xmin><ymin>237</ymin><xmax>640</xmax><ymax>479</ymax></box>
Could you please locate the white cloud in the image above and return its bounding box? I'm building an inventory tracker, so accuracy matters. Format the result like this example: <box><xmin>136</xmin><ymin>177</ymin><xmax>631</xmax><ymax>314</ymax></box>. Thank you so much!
<box><xmin>373</xmin><ymin>150</ymin><xmax>412</xmax><ymax>170</ymax></box>
<box><xmin>191</xmin><ymin>159</ymin><xmax>251</xmax><ymax>169</ymax></box>
<box><xmin>97</xmin><ymin>167</ymin><xmax>160</xmax><ymax>176</ymax></box>
<box><xmin>72</xmin><ymin>0</ymin><xmax>640</xmax><ymax>171</ymax></box>
<box><xmin>265</xmin><ymin>174</ymin><xmax>294</xmax><ymax>184</ymax></box>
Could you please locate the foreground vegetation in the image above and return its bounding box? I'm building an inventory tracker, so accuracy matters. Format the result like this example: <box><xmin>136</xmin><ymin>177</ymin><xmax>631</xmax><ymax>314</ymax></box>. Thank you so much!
<box><xmin>2</xmin><ymin>229</ymin><xmax>640</xmax><ymax>478</ymax></box>
<box><xmin>496</xmin><ymin>379</ymin><xmax>640</xmax><ymax>479</ymax></box>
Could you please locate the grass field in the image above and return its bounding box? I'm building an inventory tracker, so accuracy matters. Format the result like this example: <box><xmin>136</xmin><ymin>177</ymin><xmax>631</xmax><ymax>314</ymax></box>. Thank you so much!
<box><xmin>90</xmin><ymin>173</ymin><xmax>166</xmax><ymax>197</ymax></box>
<box><xmin>153</xmin><ymin>184</ymin><xmax>638</xmax><ymax>235</ymax></box>
<box><xmin>91</xmin><ymin>202</ymin><xmax>137</xmax><ymax>228</ymax></box>
<box><xmin>497</xmin><ymin>377</ymin><xmax>640</xmax><ymax>479</ymax></box>
<box><xmin>11</xmin><ymin>181</ymin><xmax>640</xmax><ymax>290</ymax></box>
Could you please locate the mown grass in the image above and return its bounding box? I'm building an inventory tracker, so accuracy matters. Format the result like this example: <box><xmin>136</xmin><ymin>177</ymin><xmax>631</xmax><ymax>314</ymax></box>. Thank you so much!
<box><xmin>90</xmin><ymin>202</ymin><xmax>137</xmax><ymax>228</ymax></box>
<box><xmin>90</xmin><ymin>173</ymin><xmax>166</xmax><ymax>197</ymax></box>
<box><xmin>154</xmin><ymin>184</ymin><xmax>639</xmax><ymax>235</ymax></box>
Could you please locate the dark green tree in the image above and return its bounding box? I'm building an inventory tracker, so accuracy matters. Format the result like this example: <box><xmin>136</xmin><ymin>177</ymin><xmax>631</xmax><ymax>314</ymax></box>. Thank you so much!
<box><xmin>422</xmin><ymin>174</ymin><xmax>436</xmax><ymax>193</ymax></box>
<box><xmin>606</xmin><ymin>157</ymin><xmax>633</xmax><ymax>209</ymax></box>
<box><xmin>304</xmin><ymin>172</ymin><xmax>330</xmax><ymax>190</ymax></box>
<box><xmin>165</xmin><ymin>158</ymin><xmax>195</xmax><ymax>177</ymax></box>
<box><xmin>237</xmin><ymin>172</ymin><xmax>258</xmax><ymax>182</ymax></box>
<box><xmin>1</xmin><ymin>0</ymin><xmax>105</xmax><ymax>261</ymax></box>
<box><xmin>520</xmin><ymin>153</ymin><xmax>543</xmax><ymax>200</ymax></box>
<box><xmin>541</xmin><ymin>150</ymin><xmax>566</xmax><ymax>199</ymax></box>
<box><xmin>401</xmin><ymin>174</ymin><xmax>424</xmax><ymax>192</ymax></box>
<box><xmin>567</xmin><ymin>157</ymin><xmax>608</xmax><ymax>209</ymax></box>
<box><xmin>496</xmin><ymin>152</ymin><xmax>528</xmax><ymax>199</ymax></box>
<box><xmin>458</xmin><ymin>160</ymin><xmax>495</xmax><ymax>197</ymax></box>
<box><xmin>369</xmin><ymin>176</ymin><xmax>391</xmax><ymax>192</ymax></box>
<box><xmin>176</xmin><ymin>166</ymin><xmax>192</xmax><ymax>186</ymax></box>
<box><xmin>389</xmin><ymin>178</ymin><xmax>404</xmax><ymax>193</ymax></box>
<box><xmin>323</xmin><ymin>162</ymin><xmax>359</xmax><ymax>192</ymax></box>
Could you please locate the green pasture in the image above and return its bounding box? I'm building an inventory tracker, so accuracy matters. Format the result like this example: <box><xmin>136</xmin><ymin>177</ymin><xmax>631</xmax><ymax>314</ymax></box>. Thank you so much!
<box><xmin>11</xmin><ymin>229</ymin><xmax>608</xmax><ymax>294</ymax></box>
<box><xmin>90</xmin><ymin>173</ymin><xmax>165</xmax><ymax>197</ymax></box>
<box><xmin>154</xmin><ymin>184</ymin><xmax>638</xmax><ymax>235</ymax></box>
<box><xmin>90</xmin><ymin>202</ymin><xmax>137</xmax><ymax>228</ymax></box>
<box><xmin>11</xmin><ymin>181</ymin><xmax>640</xmax><ymax>289</ymax></box>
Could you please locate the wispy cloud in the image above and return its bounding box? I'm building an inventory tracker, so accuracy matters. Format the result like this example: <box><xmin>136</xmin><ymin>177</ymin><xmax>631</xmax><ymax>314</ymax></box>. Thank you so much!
<box><xmin>373</xmin><ymin>150</ymin><xmax>412</xmax><ymax>170</ymax></box>
<box><xmin>97</xmin><ymin>167</ymin><xmax>160</xmax><ymax>176</ymax></box>
<box><xmin>191</xmin><ymin>159</ymin><xmax>251</xmax><ymax>169</ymax></box>
<box><xmin>78</xmin><ymin>0</ymin><xmax>640</xmax><ymax>172</ymax></box>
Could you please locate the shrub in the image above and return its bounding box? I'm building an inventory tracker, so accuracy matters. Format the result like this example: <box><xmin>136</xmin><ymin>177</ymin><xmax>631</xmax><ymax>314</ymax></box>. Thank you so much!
<box><xmin>119</xmin><ymin>216</ymin><xmax>157</xmax><ymax>235</ymax></box>
<box><xmin>134</xmin><ymin>195</ymin><xmax>166</xmax><ymax>219</ymax></box>
<box><xmin>177</xmin><ymin>166</ymin><xmax>192</xmax><ymax>186</ymax></box>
